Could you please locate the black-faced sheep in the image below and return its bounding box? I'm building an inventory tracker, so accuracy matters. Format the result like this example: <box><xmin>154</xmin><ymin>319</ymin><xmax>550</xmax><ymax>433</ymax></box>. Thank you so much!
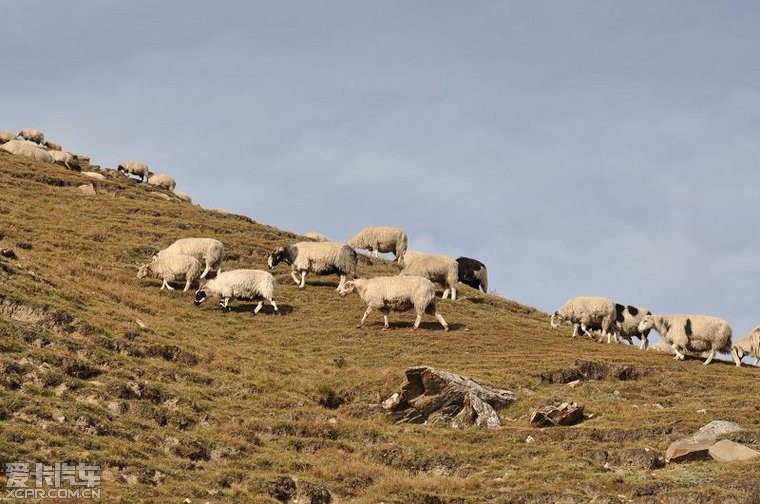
<box><xmin>268</xmin><ymin>241</ymin><xmax>357</xmax><ymax>290</ymax></box>
<box><xmin>147</xmin><ymin>172</ymin><xmax>176</xmax><ymax>191</ymax></box>
<box><xmin>400</xmin><ymin>252</ymin><xmax>458</xmax><ymax>300</ymax></box>
<box><xmin>637</xmin><ymin>314</ymin><xmax>732</xmax><ymax>365</ymax></box>
<box><xmin>137</xmin><ymin>254</ymin><xmax>203</xmax><ymax>292</ymax></box>
<box><xmin>17</xmin><ymin>128</ymin><xmax>44</xmax><ymax>144</ymax></box>
<box><xmin>117</xmin><ymin>160</ymin><xmax>150</xmax><ymax>182</ymax></box>
<box><xmin>456</xmin><ymin>256</ymin><xmax>488</xmax><ymax>293</ymax></box>
<box><xmin>194</xmin><ymin>269</ymin><xmax>278</xmax><ymax>314</ymax></box>
<box><xmin>347</xmin><ymin>226</ymin><xmax>408</xmax><ymax>262</ymax></box>
<box><xmin>550</xmin><ymin>296</ymin><xmax>619</xmax><ymax>343</ymax></box>
<box><xmin>731</xmin><ymin>325</ymin><xmax>760</xmax><ymax>367</ymax></box>
<box><xmin>155</xmin><ymin>238</ymin><xmax>224</xmax><ymax>279</ymax></box>
<box><xmin>338</xmin><ymin>275</ymin><xmax>448</xmax><ymax>331</ymax></box>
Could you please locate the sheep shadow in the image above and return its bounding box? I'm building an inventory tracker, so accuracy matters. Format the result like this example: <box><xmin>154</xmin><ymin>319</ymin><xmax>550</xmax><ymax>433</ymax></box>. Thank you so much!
<box><xmin>223</xmin><ymin>303</ymin><xmax>294</xmax><ymax>316</ymax></box>
<box><xmin>359</xmin><ymin>321</ymin><xmax>465</xmax><ymax>332</ymax></box>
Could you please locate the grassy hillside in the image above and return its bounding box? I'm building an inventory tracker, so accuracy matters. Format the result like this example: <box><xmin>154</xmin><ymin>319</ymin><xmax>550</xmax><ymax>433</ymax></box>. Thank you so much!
<box><xmin>0</xmin><ymin>152</ymin><xmax>758</xmax><ymax>503</ymax></box>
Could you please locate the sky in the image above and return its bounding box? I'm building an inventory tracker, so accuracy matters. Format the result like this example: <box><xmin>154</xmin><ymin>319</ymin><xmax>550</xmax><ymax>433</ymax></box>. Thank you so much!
<box><xmin>3</xmin><ymin>1</ymin><xmax>760</xmax><ymax>341</ymax></box>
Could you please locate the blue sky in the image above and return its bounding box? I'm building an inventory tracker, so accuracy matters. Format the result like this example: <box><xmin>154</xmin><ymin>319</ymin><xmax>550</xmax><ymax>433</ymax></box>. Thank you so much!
<box><xmin>3</xmin><ymin>1</ymin><xmax>760</xmax><ymax>340</ymax></box>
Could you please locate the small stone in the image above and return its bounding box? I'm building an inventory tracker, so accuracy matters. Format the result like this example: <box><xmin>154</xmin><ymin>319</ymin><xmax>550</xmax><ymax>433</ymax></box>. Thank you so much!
<box><xmin>381</xmin><ymin>393</ymin><xmax>401</xmax><ymax>410</ymax></box>
<box><xmin>567</xmin><ymin>379</ymin><xmax>580</xmax><ymax>388</ymax></box>
<box><xmin>525</xmin><ymin>436</ymin><xmax>535</xmax><ymax>445</ymax></box>
<box><xmin>327</xmin><ymin>417</ymin><xmax>337</xmax><ymax>426</ymax></box>
<box><xmin>709</xmin><ymin>439</ymin><xmax>760</xmax><ymax>462</ymax></box>
<box><xmin>78</xmin><ymin>184</ymin><xmax>96</xmax><ymax>195</ymax></box>
<box><xmin>696</xmin><ymin>409</ymin><xmax>707</xmax><ymax>414</ymax></box>
<box><xmin>135</xmin><ymin>319</ymin><xmax>149</xmax><ymax>330</ymax></box>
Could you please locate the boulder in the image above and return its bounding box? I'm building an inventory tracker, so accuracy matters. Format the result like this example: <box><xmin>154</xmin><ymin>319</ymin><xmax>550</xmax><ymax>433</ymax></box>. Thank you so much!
<box><xmin>530</xmin><ymin>402</ymin><xmax>585</xmax><ymax>427</ymax></box>
<box><xmin>708</xmin><ymin>440</ymin><xmax>760</xmax><ymax>462</ymax></box>
<box><xmin>383</xmin><ymin>366</ymin><xmax>515</xmax><ymax>428</ymax></box>
<box><xmin>78</xmin><ymin>184</ymin><xmax>96</xmax><ymax>195</ymax></box>
<box><xmin>666</xmin><ymin>420</ymin><xmax>746</xmax><ymax>463</ymax></box>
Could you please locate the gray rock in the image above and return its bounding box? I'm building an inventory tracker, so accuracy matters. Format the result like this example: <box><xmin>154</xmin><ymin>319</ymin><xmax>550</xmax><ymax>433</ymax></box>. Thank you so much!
<box><xmin>692</xmin><ymin>420</ymin><xmax>744</xmax><ymax>442</ymax></box>
<box><xmin>708</xmin><ymin>439</ymin><xmax>760</xmax><ymax>462</ymax></box>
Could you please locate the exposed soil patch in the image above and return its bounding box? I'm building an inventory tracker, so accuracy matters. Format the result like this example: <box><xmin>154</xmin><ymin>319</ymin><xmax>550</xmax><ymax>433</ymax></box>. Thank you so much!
<box><xmin>539</xmin><ymin>360</ymin><xmax>647</xmax><ymax>384</ymax></box>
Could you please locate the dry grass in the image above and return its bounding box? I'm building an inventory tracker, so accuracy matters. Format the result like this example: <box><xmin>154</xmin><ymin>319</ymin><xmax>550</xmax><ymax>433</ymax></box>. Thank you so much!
<box><xmin>0</xmin><ymin>151</ymin><xmax>758</xmax><ymax>503</ymax></box>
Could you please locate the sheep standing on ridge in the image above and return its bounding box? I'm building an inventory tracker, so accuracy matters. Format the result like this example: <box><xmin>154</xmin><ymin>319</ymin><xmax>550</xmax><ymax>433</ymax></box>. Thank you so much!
<box><xmin>17</xmin><ymin>128</ymin><xmax>44</xmax><ymax>144</ymax></box>
<box><xmin>117</xmin><ymin>160</ymin><xmax>150</xmax><ymax>182</ymax></box>
<box><xmin>137</xmin><ymin>254</ymin><xmax>203</xmax><ymax>292</ymax></box>
<box><xmin>551</xmin><ymin>296</ymin><xmax>619</xmax><ymax>343</ymax></box>
<box><xmin>155</xmin><ymin>238</ymin><xmax>224</xmax><ymax>279</ymax></box>
<box><xmin>731</xmin><ymin>325</ymin><xmax>760</xmax><ymax>367</ymax></box>
<box><xmin>347</xmin><ymin>226</ymin><xmax>408</xmax><ymax>262</ymax></box>
<box><xmin>268</xmin><ymin>241</ymin><xmax>357</xmax><ymax>290</ymax></box>
<box><xmin>195</xmin><ymin>269</ymin><xmax>278</xmax><ymax>314</ymax></box>
<box><xmin>338</xmin><ymin>275</ymin><xmax>449</xmax><ymax>331</ymax></box>
<box><xmin>0</xmin><ymin>140</ymin><xmax>53</xmax><ymax>163</ymax></box>
<box><xmin>400</xmin><ymin>252</ymin><xmax>458</xmax><ymax>300</ymax></box>
<box><xmin>49</xmin><ymin>150</ymin><xmax>79</xmax><ymax>171</ymax></box>
<box><xmin>147</xmin><ymin>172</ymin><xmax>176</xmax><ymax>191</ymax></box>
<box><xmin>456</xmin><ymin>256</ymin><xmax>488</xmax><ymax>293</ymax></box>
<box><xmin>637</xmin><ymin>313</ymin><xmax>732</xmax><ymax>365</ymax></box>
<box><xmin>0</xmin><ymin>131</ymin><xmax>15</xmax><ymax>144</ymax></box>
<box><xmin>43</xmin><ymin>141</ymin><xmax>61</xmax><ymax>151</ymax></box>
<box><xmin>303</xmin><ymin>231</ymin><xmax>329</xmax><ymax>242</ymax></box>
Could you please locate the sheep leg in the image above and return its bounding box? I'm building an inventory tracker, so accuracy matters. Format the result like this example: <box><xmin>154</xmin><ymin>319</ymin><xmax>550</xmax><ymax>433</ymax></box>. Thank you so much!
<box><xmin>581</xmin><ymin>324</ymin><xmax>593</xmax><ymax>338</ymax></box>
<box><xmin>703</xmin><ymin>350</ymin><xmax>716</xmax><ymax>366</ymax></box>
<box><xmin>254</xmin><ymin>301</ymin><xmax>264</xmax><ymax>314</ymax></box>
<box><xmin>299</xmin><ymin>271</ymin><xmax>307</xmax><ymax>288</ymax></box>
<box><xmin>671</xmin><ymin>345</ymin><xmax>686</xmax><ymax>361</ymax></box>
<box><xmin>337</xmin><ymin>274</ymin><xmax>346</xmax><ymax>291</ymax></box>
<box><xmin>200</xmin><ymin>264</ymin><xmax>210</xmax><ymax>279</ymax></box>
<box><xmin>270</xmin><ymin>300</ymin><xmax>279</xmax><ymax>314</ymax></box>
<box><xmin>639</xmin><ymin>336</ymin><xmax>648</xmax><ymax>350</ymax></box>
<box><xmin>434</xmin><ymin>311</ymin><xmax>449</xmax><ymax>331</ymax></box>
<box><xmin>183</xmin><ymin>278</ymin><xmax>192</xmax><ymax>292</ymax></box>
<box><xmin>413</xmin><ymin>313</ymin><xmax>423</xmax><ymax>330</ymax></box>
<box><xmin>290</xmin><ymin>271</ymin><xmax>300</xmax><ymax>285</ymax></box>
<box><xmin>731</xmin><ymin>347</ymin><xmax>742</xmax><ymax>367</ymax></box>
<box><xmin>373</xmin><ymin>247</ymin><xmax>379</xmax><ymax>258</ymax></box>
<box><xmin>442</xmin><ymin>288</ymin><xmax>450</xmax><ymax>299</ymax></box>
<box><xmin>571</xmin><ymin>324</ymin><xmax>579</xmax><ymax>338</ymax></box>
<box><xmin>383</xmin><ymin>314</ymin><xmax>390</xmax><ymax>330</ymax></box>
<box><xmin>219</xmin><ymin>298</ymin><xmax>230</xmax><ymax>311</ymax></box>
<box><xmin>450</xmin><ymin>287</ymin><xmax>457</xmax><ymax>301</ymax></box>
<box><xmin>162</xmin><ymin>280</ymin><xmax>175</xmax><ymax>291</ymax></box>
<box><xmin>754</xmin><ymin>357</ymin><xmax>759</xmax><ymax>366</ymax></box>
<box><xmin>357</xmin><ymin>306</ymin><xmax>372</xmax><ymax>328</ymax></box>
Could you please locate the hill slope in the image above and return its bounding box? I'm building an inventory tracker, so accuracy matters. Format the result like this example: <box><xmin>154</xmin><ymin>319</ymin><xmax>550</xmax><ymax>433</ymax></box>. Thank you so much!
<box><xmin>0</xmin><ymin>152</ymin><xmax>758</xmax><ymax>503</ymax></box>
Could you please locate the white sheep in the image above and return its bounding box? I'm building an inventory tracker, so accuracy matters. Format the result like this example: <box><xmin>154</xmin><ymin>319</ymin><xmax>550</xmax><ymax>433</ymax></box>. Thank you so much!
<box><xmin>117</xmin><ymin>160</ymin><xmax>150</xmax><ymax>182</ymax></box>
<box><xmin>338</xmin><ymin>275</ymin><xmax>449</xmax><ymax>331</ymax></box>
<box><xmin>137</xmin><ymin>254</ymin><xmax>203</xmax><ymax>292</ymax></box>
<box><xmin>303</xmin><ymin>231</ymin><xmax>329</xmax><ymax>242</ymax></box>
<box><xmin>550</xmin><ymin>296</ymin><xmax>619</xmax><ymax>343</ymax></box>
<box><xmin>268</xmin><ymin>241</ymin><xmax>357</xmax><ymax>290</ymax></box>
<box><xmin>147</xmin><ymin>172</ymin><xmax>176</xmax><ymax>191</ymax></box>
<box><xmin>17</xmin><ymin>128</ymin><xmax>44</xmax><ymax>144</ymax></box>
<box><xmin>0</xmin><ymin>131</ymin><xmax>15</xmax><ymax>144</ymax></box>
<box><xmin>174</xmin><ymin>191</ymin><xmax>192</xmax><ymax>203</ymax></box>
<box><xmin>43</xmin><ymin>140</ymin><xmax>61</xmax><ymax>151</ymax></box>
<box><xmin>731</xmin><ymin>325</ymin><xmax>760</xmax><ymax>367</ymax></box>
<box><xmin>194</xmin><ymin>269</ymin><xmax>278</xmax><ymax>314</ymax></box>
<box><xmin>637</xmin><ymin>314</ymin><xmax>732</xmax><ymax>365</ymax></box>
<box><xmin>347</xmin><ymin>226</ymin><xmax>408</xmax><ymax>262</ymax></box>
<box><xmin>155</xmin><ymin>238</ymin><xmax>224</xmax><ymax>279</ymax></box>
<box><xmin>49</xmin><ymin>150</ymin><xmax>78</xmax><ymax>170</ymax></box>
<box><xmin>612</xmin><ymin>304</ymin><xmax>653</xmax><ymax>349</ymax></box>
<box><xmin>399</xmin><ymin>252</ymin><xmax>458</xmax><ymax>300</ymax></box>
<box><xmin>0</xmin><ymin>140</ymin><xmax>53</xmax><ymax>163</ymax></box>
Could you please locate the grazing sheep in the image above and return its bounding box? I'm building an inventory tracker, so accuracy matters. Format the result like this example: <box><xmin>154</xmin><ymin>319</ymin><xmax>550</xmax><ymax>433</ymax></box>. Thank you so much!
<box><xmin>303</xmin><ymin>231</ymin><xmax>329</xmax><ymax>242</ymax></box>
<box><xmin>637</xmin><ymin>314</ymin><xmax>732</xmax><ymax>365</ymax></box>
<box><xmin>17</xmin><ymin>128</ymin><xmax>44</xmax><ymax>144</ymax></box>
<box><xmin>400</xmin><ymin>252</ymin><xmax>458</xmax><ymax>300</ymax></box>
<box><xmin>137</xmin><ymin>254</ymin><xmax>203</xmax><ymax>292</ymax></box>
<box><xmin>48</xmin><ymin>150</ymin><xmax>80</xmax><ymax>171</ymax></box>
<box><xmin>456</xmin><ymin>256</ymin><xmax>489</xmax><ymax>293</ymax></box>
<box><xmin>147</xmin><ymin>172</ymin><xmax>176</xmax><ymax>191</ymax></box>
<box><xmin>117</xmin><ymin>160</ymin><xmax>150</xmax><ymax>182</ymax></box>
<box><xmin>338</xmin><ymin>275</ymin><xmax>449</xmax><ymax>331</ymax></box>
<box><xmin>0</xmin><ymin>131</ymin><xmax>15</xmax><ymax>144</ymax></box>
<box><xmin>347</xmin><ymin>226</ymin><xmax>408</xmax><ymax>262</ymax></box>
<box><xmin>174</xmin><ymin>191</ymin><xmax>192</xmax><ymax>203</ymax></box>
<box><xmin>155</xmin><ymin>238</ymin><xmax>224</xmax><ymax>279</ymax></box>
<box><xmin>0</xmin><ymin>140</ymin><xmax>53</xmax><ymax>163</ymax></box>
<box><xmin>731</xmin><ymin>326</ymin><xmax>760</xmax><ymax>367</ymax></box>
<box><xmin>194</xmin><ymin>269</ymin><xmax>278</xmax><ymax>314</ymax></box>
<box><xmin>550</xmin><ymin>296</ymin><xmax>619</xmax><ymax>343</ymax></box>
<box><xmin>268</xmin><ymin>241</ymin><xmax>357</xmax><ymax>290</ymax></box>
<box><xmin>43</xmin><ymin>140</ymin><xmax>61</xmax><ymax>151</ymax></box>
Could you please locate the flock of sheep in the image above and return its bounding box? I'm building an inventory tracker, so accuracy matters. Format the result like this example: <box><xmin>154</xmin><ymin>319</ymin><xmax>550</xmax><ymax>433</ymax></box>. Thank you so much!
<box><xmin>4</xmin><ymin>126</ymin><xmax>757</xmax><ymax>368</ymax></box>
<box><xmin>551</xmin><ymin>296</ymin><xmax>760</xmax><ymax>367</ymax></box>
<box><xmin>0</xmin><ymin>128</ymin><xmax>190</xmax><ymax>201</ymax></box>
<box><xmin>136</xmin><ymin>227</ymin><xmax>489</xmax><ymax>333</ymax></box>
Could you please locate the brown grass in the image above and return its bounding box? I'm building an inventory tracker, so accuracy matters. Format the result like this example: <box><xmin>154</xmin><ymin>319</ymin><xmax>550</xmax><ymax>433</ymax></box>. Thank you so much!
<box><xmin>0</xmin><ymin>151</ymin><xmax>758</xmax><ymax>503</ymax></box>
